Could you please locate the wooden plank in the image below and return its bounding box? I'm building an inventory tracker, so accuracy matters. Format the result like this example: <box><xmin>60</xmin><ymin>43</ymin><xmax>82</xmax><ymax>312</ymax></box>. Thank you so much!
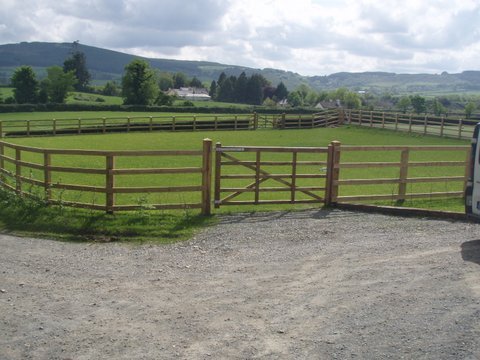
<box><xmin>50</xmin><ymin>183</ymin><xmax>107</xmax><ymax>192</ymax></box>
<box><xmin>219</xmin><ymin>199</ymin><xmax>323</xmax><ymax>206</ymax></box>
<box><xmin>216</xmin><ymin>146</ymin><xmax>328</xmax><ymax>153</ymax></box>
<box><xmin>44</xmin><ymin>152</ymin><xmax>51</xmax><ymax>202</ymax></box>
<box><xmin>106</xmin><ymin>155</ymin><xmax>115</xmax><ymax>214</ymax></box>
<box><xmin>112</xmin><ymin>167</ymin><xmax>202</xmax><ymax>175</ymax></box>
<box><xmin>338</xmin><ymin>162</ymin><xmax>402</xmax><ymax>169</ymax></box>
<box><xmin>337</xmin><ymin>191</ymin><xmax>464</xmax><ymax>202</ymax></box>
<box><xmin>220</xmin><ymin>186</ymin><xmax>325</xmax><ymax>193</ymax></box>
<box><xmin>15</xmin><ymin>149</ymin><xmax>21</xmax><ymax>194</ymax></box>
<box><xmin>201</xmin><ymin>138</ymin><xmax>212</xmax><ymax>215</ymax></box>
<box><xmin>49</xmin><ymin>165</ymin><xmax>106</xmax><ymax>175</ymax></box>
<box><xmin>112</xmin><ymin>203</ymin><xmax>203</xmax><ymax>211</ymax></box>
<box><xmin>398</xmin><ymin>149</ymin><xmax>409</xmax><ymax>201</ymax></box>
<box><xmin>114</xmin><ymin>185</ymin><xmax>203</xmax><ymax>194</ymax></box>
<box><xmin>220</xmin><ymin>173</ymin><xmax>327</xmax><ymax>180</ymax></box>
<box><xmin>339</xmin><ymin>145</ymin><xmax>469</xmax><ymax>151</ymax></box>
<box><xmin>255</xmin><ymin>151</ymin><xmax>261</xmax><ymax>203</ymax></box>
<box><xmin>291</xmin><ymin>151</ymin><xmax>297</xmax><ymax>202</ymax></box>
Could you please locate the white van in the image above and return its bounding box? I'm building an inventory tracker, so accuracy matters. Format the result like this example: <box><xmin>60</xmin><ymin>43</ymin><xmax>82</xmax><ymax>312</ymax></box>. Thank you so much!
<box><xmin>465</xmin><ymin>123</ymin><xmax>480</xmax><ymax>217</ymax></box>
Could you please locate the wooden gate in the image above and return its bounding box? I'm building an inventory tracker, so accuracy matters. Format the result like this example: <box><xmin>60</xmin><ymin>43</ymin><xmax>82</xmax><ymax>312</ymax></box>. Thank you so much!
<box><xmin>214</xmin><ymin>143</ymin><xmax>331</xmax><ymax>207</ymax></box>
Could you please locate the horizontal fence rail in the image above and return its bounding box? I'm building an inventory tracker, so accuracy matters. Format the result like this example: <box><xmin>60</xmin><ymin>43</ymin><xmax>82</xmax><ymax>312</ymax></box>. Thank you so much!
<box><xmin>345</xmin><ymin>109</ymin><xmax>478</xmax><ymax>140</ymax></box>
<box><xmin>0</xmin><ymin>139</ymin><xmax>213</xmax><ymax>215</ymax></box>
<box><xmin>329</xmin><ymin>142</ymin><xmax>471</xmax><ymax>204</ymax></box>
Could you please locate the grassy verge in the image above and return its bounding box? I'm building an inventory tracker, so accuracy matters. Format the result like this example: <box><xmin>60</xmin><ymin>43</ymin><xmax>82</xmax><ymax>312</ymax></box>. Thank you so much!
<box><xmin>0</xmin><ymin>187</ymin><xmax>214</xmax><ymax>243</ymax></box>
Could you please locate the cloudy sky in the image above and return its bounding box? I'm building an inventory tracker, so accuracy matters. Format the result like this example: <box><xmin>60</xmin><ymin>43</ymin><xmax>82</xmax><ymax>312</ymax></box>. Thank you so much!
<box><xmin>1</xmin><ymin>0</ymin><xmax>479</xmax><ymax>76</ymax></box>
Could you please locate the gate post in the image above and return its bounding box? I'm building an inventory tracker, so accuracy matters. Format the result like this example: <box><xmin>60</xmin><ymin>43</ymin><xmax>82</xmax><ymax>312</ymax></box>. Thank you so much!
<box><xmin>326</xmin><ymin>141</ymin><xmax>341</xmax><ymax>206</ymax></box>
<box><xmin>201</xmin><ymin>138</ymin><xmax>213</xmax><ymax>215</ymax></box>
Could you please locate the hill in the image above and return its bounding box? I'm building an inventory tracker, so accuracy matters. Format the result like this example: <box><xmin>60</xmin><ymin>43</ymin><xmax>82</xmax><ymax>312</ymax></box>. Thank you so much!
<box><xmin>1</xmin><ymin>42</ymin><xmax>480</xmax><ymax>94</ymax></box>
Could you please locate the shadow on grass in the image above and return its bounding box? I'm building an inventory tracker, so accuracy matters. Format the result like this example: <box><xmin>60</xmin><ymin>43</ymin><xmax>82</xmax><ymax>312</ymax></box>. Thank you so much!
<box><xmin>0</xmin><ymin>190</ymin><xmax>214</xmax><ymax>243</ymax></box>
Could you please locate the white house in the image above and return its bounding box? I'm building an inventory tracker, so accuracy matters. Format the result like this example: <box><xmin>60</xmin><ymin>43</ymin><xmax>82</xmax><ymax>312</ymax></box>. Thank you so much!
<box><xmin>168</xmin><ymin>87</ymin><xmax>211</xmax><ymax>101</ymax></box>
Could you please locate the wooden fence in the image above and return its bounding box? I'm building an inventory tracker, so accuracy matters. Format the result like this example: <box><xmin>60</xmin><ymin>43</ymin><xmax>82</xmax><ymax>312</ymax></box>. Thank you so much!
<box><xmin>0</xmin><ymin>138</ymin><xmax>471</xmax><ymax>214</ymax></box>
<box><xmin>329</xmin><ymin>142</ymin><xmax>471</xmax><ymax>204</ymax></box>
<box><xmin>0</xmin><ymin>111</ymin><xmax>340</xmax><ymax>137</ymax></box>
<box><xmin>0</xmin><ymin>114</ymin><xmax>257</xmax><ymax>137</ymax></box>
<box><xmin>0</xmin><ymin>139</ymin><xmax>212</xmax><ymax>215</ymax></box>
<box><xmin>345</xmin><ymin>109</ymin><xmax>478</xmax><ymax>140</ymax></box>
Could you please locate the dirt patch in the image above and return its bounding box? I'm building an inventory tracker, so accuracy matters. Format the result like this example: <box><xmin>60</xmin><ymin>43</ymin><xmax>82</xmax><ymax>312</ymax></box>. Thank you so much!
<box><xmin>1</xmin><ymin>209</ymin><xmax>480</xmax><ymax>359</ymax></box>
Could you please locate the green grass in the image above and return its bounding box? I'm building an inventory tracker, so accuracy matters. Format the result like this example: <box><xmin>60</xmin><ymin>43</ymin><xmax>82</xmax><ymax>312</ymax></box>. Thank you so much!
<box><xmin>0</xmin><ymin>125</ymin><xmax>469</xmax><ymax>241</ymax></box>
<box><xmin>67</xmin><ymin>92</ymin><xmax>123</xmax><ymax>105</ymax></box>
<box><xmin>0</xmin><ymin>87</ymin><xmax>13</xmax><ymax>99</ymax></box>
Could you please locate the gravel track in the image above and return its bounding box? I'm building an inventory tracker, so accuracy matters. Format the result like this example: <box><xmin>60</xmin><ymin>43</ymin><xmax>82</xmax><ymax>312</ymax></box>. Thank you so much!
<box><xmin>1</xmin><ymin>209</ymin><xmax>480</xmax><ymax>359</ymax></box>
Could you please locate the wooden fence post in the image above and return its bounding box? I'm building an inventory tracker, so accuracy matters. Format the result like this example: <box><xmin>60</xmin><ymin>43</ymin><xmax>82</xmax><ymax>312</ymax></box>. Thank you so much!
<box><xmin>327</xmin><ymin>141</ymin><xmax>341</xmax><ymax>204</ymax></box>
<box><xmin>53</xmin><ymin>119</ymin><xmax>57</xmax><ymax>136</ymax></box>
<box><xmin>440</xmin><ymin>115</ymin><xmax>445</xmax><ymax>137</ymax></box>
<box><xmin>102</xmin><ymin>117</ymin><xmax>106</xmax><ymax>133</ymax></box>
<box><xmin>282</xmin><ymin>113</ymin><xmax>286</xmax><ymax>129</ymax></box>
<box><xmin>201</xmin><ymin>138</ymin><xmax>212</xmax><ymax>215</ymax></box>
<box><xmin>149</xmin><ymin>116</ymin><xmax>153</xmax><ymax>132</ymax></box>
<box><xmin>0</xmin><ymin>121</ymin><xmax>3</xmax><ymax>138</ymax></box>
<box><xmin>214</xmin><ymin>142</ymin><xmax>222</xmax><ymax>208</ymax></box>
<box><xmin>458</xmin><ymin>119</ymin><xmax>463</xmax><ymax>139</ymax></box>
<box><xmin>408</xmin><ymin>114</ymin><xmax>412</xmax><ymax>133</ymax></box>
<box><xmin>395</xmin><ymin>113</ymin><xmax>399</xmax><ymax>131</ymax></box>
<box><xmin>78</xmin><ymin>118</ymin><xmax>81</xmax><ymax>134</ymax></box>
<box><xmin>44</xmin><ymin>152</ymin><xmax>52</xmax><ymax>202</ymax></box>
<box><xmin>253</xmin><ymin>112</ymin><xmax>258</xmax><ymax>130</ymax></box>
<box><xmin>359</xmin><ymin>110</ymin><xmax>363</xmax><ymax>125</ymax></box>
<box><xmin>106</xmin><ymin>155</ymin><xmax>115</xmax><ymax>214</ymax></box>
<box><xmin>172</xmin><ymin>116</ymin><xmax>176</xmax><ymax>131</ymax></box>
<box><xmin>15</xmin><ymin>149</ymin><xmax>21</xmax><ymax>194</ymax></box>
<box><xmin>398</xmin><ymin>149</ymin><xmax>409</xmax><ymax>203</ymax></box>
<box><xmin>26</xmin><ymin>120</ymin><xmax>30</xmax><ymax>136</ymax></box>
<box><xmin>381</xmin><ymin>112</ymin><xmax>385</xmax><ymax>129</ymax></box>
<box><xmin>424</xmin><ymin>115</ymin><xmax>428</xmax><ymax>135</ymax></box>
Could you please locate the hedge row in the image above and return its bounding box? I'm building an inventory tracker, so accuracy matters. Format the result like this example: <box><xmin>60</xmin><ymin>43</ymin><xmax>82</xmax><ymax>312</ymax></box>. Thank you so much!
<box><xmin>0</xmin><ymin>103</ymin><xmax>319</xmax><ymax>115</ymax></box>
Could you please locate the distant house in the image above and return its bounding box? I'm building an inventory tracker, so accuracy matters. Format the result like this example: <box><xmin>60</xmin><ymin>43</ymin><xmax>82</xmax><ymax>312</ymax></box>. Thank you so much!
<box><xmin>168</xmin><ymin>87</ymin><xmax>211</xmax><ymax>101</ymax></box>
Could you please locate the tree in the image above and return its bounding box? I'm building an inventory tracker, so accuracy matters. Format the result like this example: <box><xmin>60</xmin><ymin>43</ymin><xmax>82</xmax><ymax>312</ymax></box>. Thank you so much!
<box><xmin>102</xmin><ymin>81</ymin><xmax>119</xmax><ymax>96</ymax></box>
<box><xmin>343</xmin><ymin>92</ymin><xmax>361</xmax><ymax>109</ymax></box>
<box><xmin>121</xmin><ymin>59</ymin><xmax>158</xmax><ymax>105</ymax></box>
<box><xmin>287</xmin><ymin>91</ymin><xmax>303</xmax><ymax>107</ymax></box>
<box><xmin>45</xmin><ymin>66</ymin><xmax>77</xmax><ymax>103</ymax></box>
<box><xmin>158</xmin><ymin>73</ymin><xmax>174</xmax><ymax>91</ymax></box>
<box><xmin>397</xmin><ymin>96</ymin><xmax>411</xmax><ymax>113</ymax></box>
<box><xmin>410</xmin><ymin>95</ymin><xmax>426</xmax><ymax>114</ymax></box>
<box><xmin>465</xmin><ymin>102</ymin><xmax>476</xmax><ymax>119</ymax></box>
<box><xmin>431</xmin><ymin>98</ymin><xmax>446</xmax><ymax>116</ymax></box>
<box><xmin>189</xmin><ymin>76</ymin><xmax>203</xmax><ymax>88</ymax></box>
<box><xmin>155</xmin><ymin>91</ymin><xmax>174</xmax><ymax>106</ymax></box>
<box><xmin>234</xmin><ymin>72</ymin><xmax>248</xmax><ymax>103</ymax></box>
<box><xmin>172</xmin><ymin>72</ymin><xmax>187</xmax><ymax>88</ymax></box>
<box><xmin>63</xmin><ymin>51</ymin><xmax>91</xmax><ymax>91</ymax></box>
<box><xmin>217</xmin><ymin>77</ymin><xmax>235</xmax><ymax>102</ymax></box>
<box><xmin>245</xmin><ymin>74</ymin><xmax>265</xmax><ymax>105</ymax></box>
<box><xmin>274</xmin><ymin>82</ymin><xmax>288</xmax><ymax>100</ymax></box>
<box><xmin>11</xmin><ymin>66</ymin><xmax>38</xmax><ymax>103</ymax></box>
<box><xmin>209</xmin><ymin>81</ymin><xmax>217</xmax><ymax>99</ymax></box>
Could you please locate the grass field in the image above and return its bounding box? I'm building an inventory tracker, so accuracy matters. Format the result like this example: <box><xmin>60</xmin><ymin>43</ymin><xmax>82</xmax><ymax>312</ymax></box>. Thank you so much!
<box><xmin>0</xmin><ymin>125</ymin><xmax>470</xmax><ymax>242</ymax></box>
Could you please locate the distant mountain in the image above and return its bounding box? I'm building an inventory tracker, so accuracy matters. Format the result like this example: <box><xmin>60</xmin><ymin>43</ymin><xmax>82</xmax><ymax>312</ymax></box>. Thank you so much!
<box><xmin>0</xmin><ymin>42</ymin><xmax>479</xmax><ymax>94</ymax></box>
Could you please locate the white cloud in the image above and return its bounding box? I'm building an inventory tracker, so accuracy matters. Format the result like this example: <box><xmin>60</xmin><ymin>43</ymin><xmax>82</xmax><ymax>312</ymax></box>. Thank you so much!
<box><xmin>0</xmin><ymin>0</ymin><xmax>479</xmax><ymax>75</ymax></box>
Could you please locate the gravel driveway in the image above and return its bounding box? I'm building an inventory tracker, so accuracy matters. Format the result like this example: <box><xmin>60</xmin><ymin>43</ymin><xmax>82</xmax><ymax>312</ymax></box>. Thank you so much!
<box><xmin>1</xmin><ymin>209</ymin><xmax>480</xmax><ymax>359</ymax></box>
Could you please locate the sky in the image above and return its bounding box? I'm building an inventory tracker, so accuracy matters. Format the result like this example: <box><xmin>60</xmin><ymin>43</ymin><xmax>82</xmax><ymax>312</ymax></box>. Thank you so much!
<box><xmin>1</xmin><ymin>0</ymin><xmax>480</xmax><ymax>76</ymax></box>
